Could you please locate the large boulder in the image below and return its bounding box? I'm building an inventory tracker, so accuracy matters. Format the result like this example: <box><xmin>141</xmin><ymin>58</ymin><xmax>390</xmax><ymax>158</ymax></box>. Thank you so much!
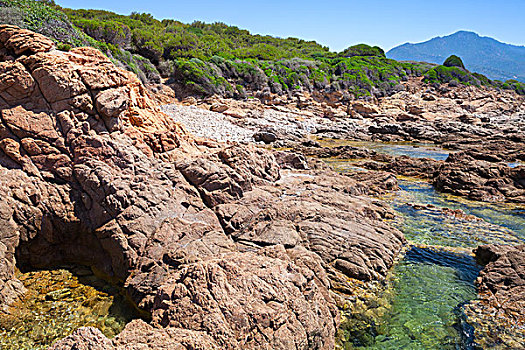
<box><xmin>0</xmin><ymin>25</ymin><xmax>55</xmax><ymax>55</ymax></box>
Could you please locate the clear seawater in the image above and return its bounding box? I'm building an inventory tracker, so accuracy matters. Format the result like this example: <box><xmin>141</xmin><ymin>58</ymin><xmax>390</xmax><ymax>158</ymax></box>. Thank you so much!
<box><xmin>0</xmin><ymin>267</ymin><xmax>140</xmax><ymax>350</ymax></box>
<box><xmin>389</xmin><ymin>179</ymin><xmax>525</xmax><ymax>247</ymax></box>
<box><xmin>353</xmin><ymin>247</ymin><xmax>480</xmax><ymax>350</ymax></box>
<box><xmin>318</xmin><ymin>139</ymin><xmax>452</xmax><ymax>161</ymax></box>
<box><xmin>324</xmin><ymin>141</ymin><xmax>525</xmax><ymax>349</ymax></box>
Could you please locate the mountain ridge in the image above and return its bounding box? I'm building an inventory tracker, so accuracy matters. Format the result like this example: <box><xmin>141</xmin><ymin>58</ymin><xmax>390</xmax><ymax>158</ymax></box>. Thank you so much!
<box><xmin>387</xmin><ymin>31</ymin><xmax>525</xmax><ymax>82</ymax></box>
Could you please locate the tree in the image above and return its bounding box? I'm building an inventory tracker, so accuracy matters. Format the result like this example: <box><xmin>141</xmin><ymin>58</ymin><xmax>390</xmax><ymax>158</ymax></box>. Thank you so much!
<box><xmin>443</xmin><ymin>55</ymin><xmax>465</xmax><ymax>69</ymax></box>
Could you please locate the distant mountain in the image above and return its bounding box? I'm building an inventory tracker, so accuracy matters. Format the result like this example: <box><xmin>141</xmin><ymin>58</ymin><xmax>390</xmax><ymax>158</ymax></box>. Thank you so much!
<box><xmin>387</xmin><ymin>31</ymin><xmax>525</xmax><ymax>82</ymax></box>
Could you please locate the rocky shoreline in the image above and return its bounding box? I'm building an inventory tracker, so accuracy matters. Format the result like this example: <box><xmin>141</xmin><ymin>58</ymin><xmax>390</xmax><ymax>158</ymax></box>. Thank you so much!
<box><xmin>160</xmin><ymin>83</ymin><xmax>524</xmax><ymax>204</ymax></box>
<box><xmin>466</xmin><ymin>245</ymin><xmax>525</xmax><ymax>348</ymax></box>
<box><xmin>0</xmin><ymin>25</ymin><xmax>524</xmax><ymax>349</ymax></box>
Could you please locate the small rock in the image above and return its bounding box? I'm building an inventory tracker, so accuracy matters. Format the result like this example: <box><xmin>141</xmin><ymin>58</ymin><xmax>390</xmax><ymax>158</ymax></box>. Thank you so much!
<box><xmin>408</xmin><ymin>105</ymin><xmax>424</xmax><ymax>115</ymax></box>
<box><xmin>181</xmin><ymin>96</ymin><xmax>197</xmax><ymax>105</ymax></box>
<box><xmin>274</xmin><ymin>151</ymin><xmax>309</xmax><ymax>170</ymax></box>
<box><xmin>253</xmin><ymin>131</ymin><xmax>277</xmax><ymax>144</ymax></box>
<box><xmin>210</xmin><ymin>103</ymin><xmax>228</xmax><ymax>113</ymax></box>
<box><xmin>422</xmin><ymin>93</ymin><xmax>436</xmax><ymax>101</ymax></box>
<box><xmin>45</xmin><ymin>288</ymin><xmax>72</xmax><ymax>301</ymax></box>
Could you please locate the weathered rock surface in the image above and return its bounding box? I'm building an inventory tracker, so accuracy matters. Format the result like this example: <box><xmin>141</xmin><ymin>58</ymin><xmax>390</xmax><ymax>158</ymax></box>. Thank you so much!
<box><xmin>465</xmin><ymin>245</ymin><xmax>525</xmax><ymax>348</ymax></box>
<box><xmin>474</xmin><ymin>244</ymin><xmax>525</xmax><ymax>315</ymax></box>
<box><xmin>151</xmin><ymin>249</ymin><xmax>338</xmax><ymax>349</ymax></box>
<box><xmin>434</xmin><ymin>151</ymin><xmax>525</xmax><ymax>203</ymax></box>
<box><xmin>215</xmin><ymin>171</ymin><xmax>404</xmax><ymax>281</ymax></box>
<box><xmin>298</xmin><ymin>143</ymin><xmax>525</xmax><ymax>203</ymax></box>
<box><xmin>0</xmin><ymin>26</ymin><xmax>405</xmax><ymax>349</ymax></box>
<box><xmin>48</xmin><ymin>327</ymin><xmax>114</xmax><ymax>350</ymax></box>
<box><xmin>300</xmin><ymin>145</ymin><xmax>443</xmax><ymax>179</ymax></box>
<box><xmin>49</xmin><ymin>321</ymin><xmax>220</xmax><ymax>349</ymax></box>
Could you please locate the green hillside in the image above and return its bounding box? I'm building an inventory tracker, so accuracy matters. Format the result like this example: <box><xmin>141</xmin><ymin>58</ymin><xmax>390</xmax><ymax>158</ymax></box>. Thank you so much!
<box><xmin>1</xmin><ymin>0</ymin><xmax>522</xmax><ymax>97</ymax></box>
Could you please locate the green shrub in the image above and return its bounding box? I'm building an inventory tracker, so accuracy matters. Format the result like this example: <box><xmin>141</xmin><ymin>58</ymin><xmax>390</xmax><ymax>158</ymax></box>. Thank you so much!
<box><xmin>424</xmin><ymin>65</ymin><xmax>479</xmax><ymax>86</ymax></box>
<box><xmin>443</xmin><ymin>55</ymin><xmax>466</xmax><ymax>69</ymax></box>
<box><xmin>172</xmin><ymin>58</ymin><xmax>234</xmax><ymax>96</ymax></box>
<box><xmin>472</xmin><ymin>72</ymin><xmax>492</xmax><ymax>86</ymax></box>
<box><xmin>0</xmin><ymin>0</ymin><xmax>90</xmax><ymax>47</ymax></box>
<box><xmin>505</xmin><ymin>80</ymin><xmax>525</xmax><ymax>94</ymax></box>
<box><xmin>0</xmin><ymin>6</ymin><xmax>25</xmax><ymax>27</ymax></box>
<box><xmin>339</xmin><ymin>44</ymin><xmax>386</xmax><ymax>58</ymax></box>
<box><xmin>57</xmin><ymin>43</ymin><xmax>71</xmax><ymax>51</ymax></box>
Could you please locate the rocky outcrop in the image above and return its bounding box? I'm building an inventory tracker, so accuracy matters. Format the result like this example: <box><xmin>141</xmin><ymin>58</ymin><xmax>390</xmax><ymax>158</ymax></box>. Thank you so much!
<box><xmin>465</xmin><ymin>245</ymin><xmax>525</xmax><ymax>348</ymax></box>
<box><xmin>0</xmin><ymin>24</ymin><xmax>197</xmax><ymax>311</ymax></box>
<box><xmin>191</xmin><ymin>77</ymin><xmax>524</xmax><ymax>127</ymax></box>
<box><xmin>49</xmin><ymin>321</ymin><xmax>220</xmax><ymax>349</ymax></box>
<box><xmin>215</xmin><ymin>170</ymin><xmax>404</xmax><ymax>281</ymax></box>
<box><xmin>151</xmin><ymin>249</ymin><xmax>338</xmax><ymax>349</ymax></box>
<box><xmin>50</xmin><ymin>246</ymin><xmax>340</xmax><ymax>350</ymax></box>
<box><xmin>0</xmin><ymin>26</ymin><xmax>405</xmax><ymax>349</ymax></box>
<box><xmin>297</xmin><ymin>143</ymin><xmax>525</xmax><ymax>203</ymax></box>
<box><xmin>434</xmin><ymin>151</ymin><xmax>525</xmax><ymax>203</ymax></box>
<box><xmin>48</xmin><ymin>327</ymin><xmax>114</xmax><ymax>350</ymax></box>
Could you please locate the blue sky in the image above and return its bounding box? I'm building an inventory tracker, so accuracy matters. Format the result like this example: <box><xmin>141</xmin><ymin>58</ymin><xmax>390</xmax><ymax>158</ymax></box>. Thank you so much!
<box><xmin>58</xmin><ymin>0</ymin><xmax>525</xmax><ymax>51</ymax></box>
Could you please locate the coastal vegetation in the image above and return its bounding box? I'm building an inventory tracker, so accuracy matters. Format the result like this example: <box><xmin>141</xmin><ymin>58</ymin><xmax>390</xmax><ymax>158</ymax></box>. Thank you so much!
<box><xmin>423</xmin><ymin>56</ymin><xmax>525</xmax><ymax>92</ymax></box>
<box><xmin>443</xmin><ymin>54</ymin><xmax>465</xmax><ymax>69</ymax></box>
<box><xmin>1</xmin><ymin>0</ymin><xmax>523</xmax><ymax>96</ymax></box>
<box><xmin>339</xmin><ymin>44</ymin><xmax>385</xmax><ymax>58</ymax></box>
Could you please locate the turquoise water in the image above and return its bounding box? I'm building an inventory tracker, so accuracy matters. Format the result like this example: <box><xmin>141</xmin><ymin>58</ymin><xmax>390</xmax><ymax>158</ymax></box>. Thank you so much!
<box><xmin>390</xmin><ymin>180</ymin><xmax>525</xmax><ymax>247</ymax></box>
<box><xmin>352</xmin><ymin>247</ymin><xmax>479</xmax><ymax>350</ymax></box>
<box><xmin>323</xmin><ymin>141</ymin><xmax>525</xmax><ymax>349</ymax></box>
<box><xmin>318</xmin><ymin>139</ymin><xmax>452</xmax><ymax>161</ymax></box>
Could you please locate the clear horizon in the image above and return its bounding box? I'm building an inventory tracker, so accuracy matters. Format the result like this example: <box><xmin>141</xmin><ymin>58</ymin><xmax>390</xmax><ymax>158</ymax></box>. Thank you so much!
<box><xmin>57</xmin><ymin>0</ymin><xmax>525</xmax><ymax>51</ymax></box>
